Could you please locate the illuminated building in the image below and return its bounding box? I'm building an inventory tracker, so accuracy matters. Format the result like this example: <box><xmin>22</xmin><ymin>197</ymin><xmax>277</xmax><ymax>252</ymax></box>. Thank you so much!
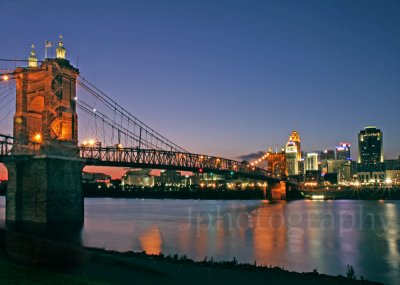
<box><xmin>285</xmin><ymin>131</ymin><xmax>301</xmax><ymax>176</ymax></box>
<box><xmin>285</xmin><ymin>141</ymin><xmax>299</xmax><ymax>176</ymax></box>
<box><xmin>305</xmin><ymin>152</ymin><xmax>319</xmax><ymax>171</ymax></box>
<box><xmin>304</xmin><ymin>170</ymin><xmax>321</xmax><ymax>187</ymax></box>
<box><xmin>384</xmin><ymin>159</ymin><xmax>400</xmax><ymax>186</ymax></box>
<box><xmin>156</xmin><ymin>170</ymin><xmax>182</xmax><ymax>186</ymax></box>
<box><xmin>288</xmin><ymin>131</ymin><xmax>301</xmax><ymax>160</ymax></box>
<box><xmin>336</xmin><ymin>142</ymin><xmax>351</xmax><ymax>160</ymax></box>
<box><xmin>122</xmin><ymin>169</ymin><xmax>155</xmax><ymax>187</ymax></box>
<box><xmin>357</xmin><ymin>126</ymin><xmax>385</xmax><ymax>183</ymax></box>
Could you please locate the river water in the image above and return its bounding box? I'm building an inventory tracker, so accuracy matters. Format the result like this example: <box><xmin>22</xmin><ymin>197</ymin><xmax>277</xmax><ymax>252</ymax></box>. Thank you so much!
<box><xmin>0</xmin><ymin>197</ymin><xmax>399</xmax><ymax>284</ymax></box>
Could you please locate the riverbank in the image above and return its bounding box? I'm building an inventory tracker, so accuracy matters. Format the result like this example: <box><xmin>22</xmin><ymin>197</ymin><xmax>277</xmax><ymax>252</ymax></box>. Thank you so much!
<box><xmin>303</xmin><ymin>188</ymin><xmax>400</xmax><ymax>200</ymax></box>
<box><xmin>0</xmin><ymin>238</ymin><xmax>385</xmax><ymax>285</ymax></box>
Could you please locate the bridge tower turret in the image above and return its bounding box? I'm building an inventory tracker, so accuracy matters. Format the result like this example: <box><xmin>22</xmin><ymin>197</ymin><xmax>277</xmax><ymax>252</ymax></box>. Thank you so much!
<box><xmin>14</xmin><ymin>43</ymin><xmax>79</xmax><ymax>149</ymax></box>
<box><xmin>6</xmin><ymin>40</ymin><xmax>83</xmax><ymax>226</ymax></box>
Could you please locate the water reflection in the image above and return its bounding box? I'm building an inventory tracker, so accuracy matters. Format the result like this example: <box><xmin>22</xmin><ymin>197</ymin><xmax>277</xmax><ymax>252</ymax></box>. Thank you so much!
<box><xmin>138</xmin><ymin>225</ymin><xmax>163</xmax><ymax>254</ymax></box>
<box><xmin>0</xmin><ymin>197</ymin><xmax>399</xmax><ymax>284</ymax></box>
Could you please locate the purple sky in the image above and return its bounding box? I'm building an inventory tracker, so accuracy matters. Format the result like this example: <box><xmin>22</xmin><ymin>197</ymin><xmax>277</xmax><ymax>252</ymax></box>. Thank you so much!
<box><xmin>0</xmin><ymin>0</ymin><xmax>399</xmax><ymax>160</ymax></box>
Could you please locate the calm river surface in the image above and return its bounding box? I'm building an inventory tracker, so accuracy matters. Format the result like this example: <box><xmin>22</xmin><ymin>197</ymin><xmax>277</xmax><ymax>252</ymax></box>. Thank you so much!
<box><xmin>0</xmin><ymin>197</ymin><xmax>399</xmax><ymax>284</ymax></box>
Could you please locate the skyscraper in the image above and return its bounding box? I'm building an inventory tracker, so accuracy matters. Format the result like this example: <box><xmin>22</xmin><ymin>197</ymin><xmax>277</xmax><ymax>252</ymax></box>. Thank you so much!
<box><xmin>285</xmin><ymin>141</ymin><xmax>299</xmax><ymax>176</ymax></box>
<box><xmin>285</xmin><ymin>131</ymin><xmax>301</xmax><ymax>176</ymax></box>
<box><xmin>357</xmin><ymin>126</ymin><xmax>385</xmax><ymax>183</ymax></box>
<box><xmin>288</xmin><ymin>131</ymin><xmax>301</xmax><ymax>161</ymax></box>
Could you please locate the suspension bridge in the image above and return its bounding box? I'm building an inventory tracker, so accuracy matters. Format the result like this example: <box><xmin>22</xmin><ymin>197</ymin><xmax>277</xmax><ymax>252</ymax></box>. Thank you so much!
<box><xmin>0</xmin><ymin>40</ymin><xmax>297</xmax><ymax>225</ymax></box>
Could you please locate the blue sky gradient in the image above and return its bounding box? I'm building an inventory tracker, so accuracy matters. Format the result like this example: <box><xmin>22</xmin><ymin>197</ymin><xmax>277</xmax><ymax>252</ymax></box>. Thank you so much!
<box><xmin>1</xmin><ymin>0</ymin><xmax>399</xmax><ymax>159</ymax></box>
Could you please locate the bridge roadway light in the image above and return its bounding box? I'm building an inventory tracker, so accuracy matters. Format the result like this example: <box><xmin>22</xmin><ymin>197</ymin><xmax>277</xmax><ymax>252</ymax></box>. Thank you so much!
<box><xmin>2</xmin><ymin>74</ymin><xmax>9</xmax><ymax>81</ymax></box>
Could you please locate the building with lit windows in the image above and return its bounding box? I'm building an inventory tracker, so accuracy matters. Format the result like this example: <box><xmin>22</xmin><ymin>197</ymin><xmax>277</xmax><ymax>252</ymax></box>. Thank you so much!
<box><xmin>305</xmin><ymin>153</ymin><xmax>319</xmax><ymax>171</ymax></box>
<box><xmin>385</xmin><ymin>158</ymin><xmax>400</xmax><ymax>186</ymax></box>
<box><xmin>122</xmin><ymin>169</ymin><xmax>155</xmax><ymax>187</ymax></box>
<box><xmin>320</xmin><ymin>149</ymin><xmax>335</xmax><ymax>161</ymax></box>
<box><xmin>336</xmin><ymin>142</ymin><xmax>351</xmax><ymax>160</ymax></box>
<box><xmin>285</xmin><ymin>141</ymin><xmax>299</xmax><ymax>176</ymax></box>
<box><xmin>357</xmin><ymin>126</ymin><xmax>385</xmax><ymax>183</ymax></box>
<box><xmin>288</xmin><ymin>131</ymin><xmax>301</xmax><ymax>161</ymax></box>
<box><xmin>285</xmin><ymin>131</ymin><xmax>301</xmax><ymax>176</ymax></box>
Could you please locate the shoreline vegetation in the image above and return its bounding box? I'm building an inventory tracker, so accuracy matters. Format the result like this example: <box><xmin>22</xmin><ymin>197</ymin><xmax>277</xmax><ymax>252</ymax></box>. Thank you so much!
<box><xmin>0</xmin><ymin>229</ymin><xmax>385</xmax><ymax>285</ymax></box>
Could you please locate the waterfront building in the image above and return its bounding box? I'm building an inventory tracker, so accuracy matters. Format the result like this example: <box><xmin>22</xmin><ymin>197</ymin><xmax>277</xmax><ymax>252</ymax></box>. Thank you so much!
<box><xmin>304</xmin><ymin>170</ymin><xmax>321</xmax><ymax>187</ymax></box>
<box><xmin>122</xmin><ymin>169</ymin><xmax>155</xmax><ymax>187</ymax></box>
<box><xmin>156</xmin><ymin>170</ymin><xmax>182</xmax><ymax>186</ymax></box>
<box><xmin>385</xmin><ymin>159</ymin><xmax>400</xmax><ymax>186</ymax></box>
<box><xmin>329</xmin><ymin>160</ymin><xmax>352</xmax><ymax>183</ymax></box>
<box><xmin>357</xmin><ymin>126</ymin><xmax>385</xmax><ymax>183</ymax></box>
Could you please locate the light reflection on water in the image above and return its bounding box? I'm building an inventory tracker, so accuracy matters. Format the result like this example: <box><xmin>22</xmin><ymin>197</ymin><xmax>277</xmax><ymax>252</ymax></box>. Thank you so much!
<box><xmin>0</xmin><ymin>197</ymin><xmax>398</xmax><ymax>284</ymax></box>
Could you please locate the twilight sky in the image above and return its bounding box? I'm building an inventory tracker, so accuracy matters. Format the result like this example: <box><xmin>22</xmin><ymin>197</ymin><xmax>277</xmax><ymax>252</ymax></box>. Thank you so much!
<box><xmin>1</xmin><ymin>0</ymin><xmax>400</xmax><ymax>161</ymax></box>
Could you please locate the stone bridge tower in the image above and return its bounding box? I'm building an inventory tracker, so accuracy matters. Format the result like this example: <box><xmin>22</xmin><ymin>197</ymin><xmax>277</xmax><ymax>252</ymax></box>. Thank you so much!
<box><xmin>6</xmin><ymin>39</ymin><xmax>83</xmax><ymax>225</ymax></box>
<box><xmin>266</xmin><ymin>148</ymin><xmax>288</xmax><ymax>200</ymax></box>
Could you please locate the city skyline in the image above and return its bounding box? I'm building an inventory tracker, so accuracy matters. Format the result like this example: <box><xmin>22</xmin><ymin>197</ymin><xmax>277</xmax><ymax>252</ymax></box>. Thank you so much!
<box><xmin>0</xmin><ymin>2</ymin><xmax>399</xmax><ymax>284</ymax></box>
<box><xmin>0</xmin><ymin>0</ymin><xmax>399</xmax><ymax>160</ymax></box>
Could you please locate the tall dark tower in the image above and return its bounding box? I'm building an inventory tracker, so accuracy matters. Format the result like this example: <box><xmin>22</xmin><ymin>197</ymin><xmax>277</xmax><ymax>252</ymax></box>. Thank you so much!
<box><xmin>357</xmin><ymin>126</ymin><xmax>385</xmax><ymax>183</ymax></box>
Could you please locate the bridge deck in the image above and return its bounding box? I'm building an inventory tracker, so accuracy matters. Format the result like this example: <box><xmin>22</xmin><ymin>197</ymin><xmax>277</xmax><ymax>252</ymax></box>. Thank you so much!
<box><xmin>0</xmin><ymin>134</ymin><xmax>285</xmax><ymax>182</ymax></box>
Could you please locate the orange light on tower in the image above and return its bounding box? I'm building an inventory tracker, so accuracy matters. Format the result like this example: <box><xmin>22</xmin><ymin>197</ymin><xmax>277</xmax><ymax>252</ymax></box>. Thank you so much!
<box><xmin>34</xmin><ymin>133</ymin><xmax>42</xmax><ymax>142</ymax></box>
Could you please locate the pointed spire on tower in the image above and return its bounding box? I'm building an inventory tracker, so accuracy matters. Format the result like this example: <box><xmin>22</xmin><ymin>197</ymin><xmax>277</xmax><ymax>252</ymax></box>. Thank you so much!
<box><xmin>56</xmin><ymin>34</ymin><xmax>66</xmax><ymax>59</ymax></box>
<box><xmin>28</xmin><ymin>44</ymin><xmax>38</xmax><ymax>68</ymax></box>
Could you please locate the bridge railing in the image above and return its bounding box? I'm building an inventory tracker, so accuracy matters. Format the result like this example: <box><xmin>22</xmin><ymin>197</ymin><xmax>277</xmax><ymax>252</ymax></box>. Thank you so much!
<box><xmin>79</xmin><ymin>146</ymin><xmax>280</xmax><ymax>179</ymax></box>
<box><xmin>0</xmin><ymin>134</ymin><xmax>41</xmax><ymax>157</ymax></box>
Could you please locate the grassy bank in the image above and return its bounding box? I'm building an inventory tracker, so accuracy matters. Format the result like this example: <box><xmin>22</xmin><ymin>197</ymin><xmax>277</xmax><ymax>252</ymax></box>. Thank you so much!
<box><xmin>0</xmin><ymin>260</ymin><xmax>109</xmax><ymax>285</ymax></box>
<box><xmin>0</xmin><ymin>242</ymin><xmax>384</xmax><ymax>285</ymax></box>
